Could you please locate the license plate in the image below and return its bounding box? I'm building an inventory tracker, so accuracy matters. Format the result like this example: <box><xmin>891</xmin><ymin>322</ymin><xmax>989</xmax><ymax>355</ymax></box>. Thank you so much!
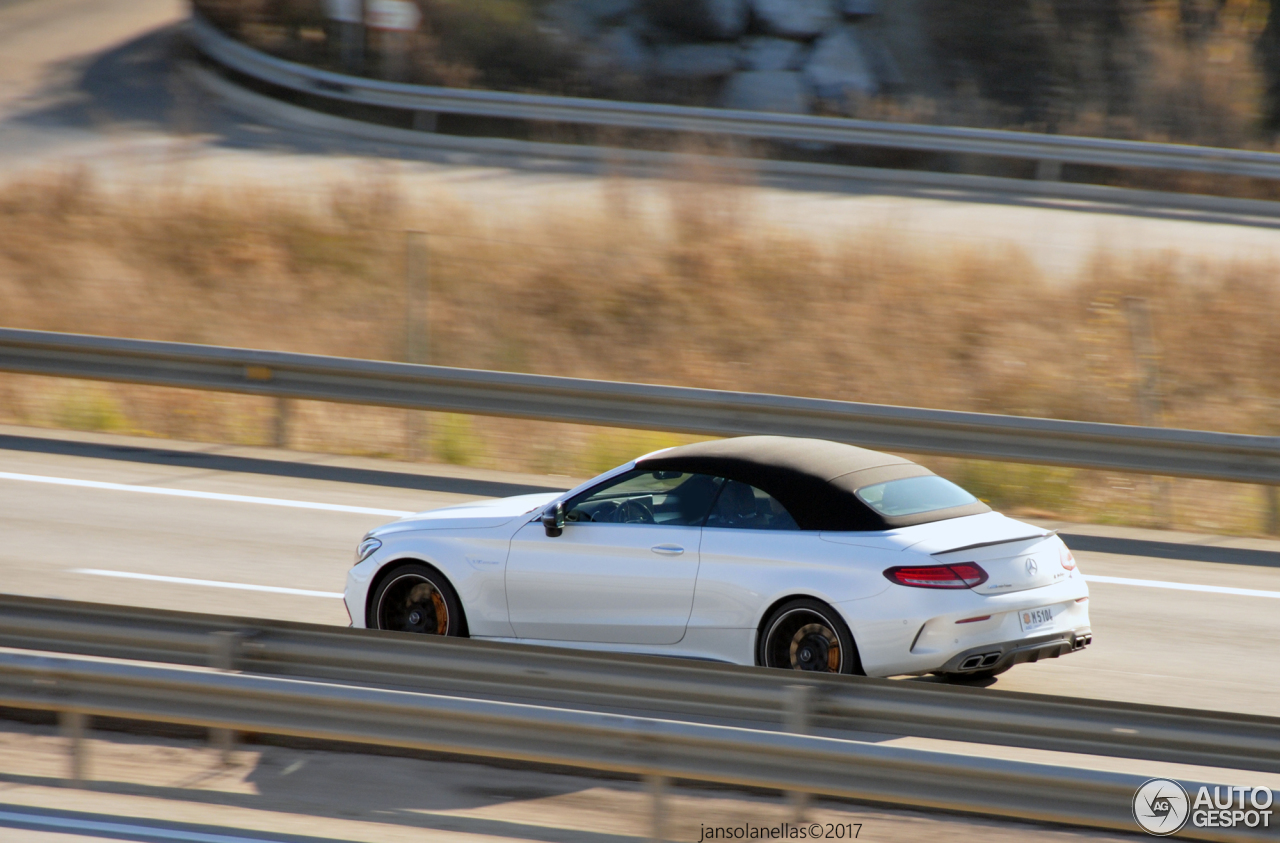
<box><xmin>1019</xmin><ymin>606</ymin><xmax>1054</xmax><ymax>633</ymax></box>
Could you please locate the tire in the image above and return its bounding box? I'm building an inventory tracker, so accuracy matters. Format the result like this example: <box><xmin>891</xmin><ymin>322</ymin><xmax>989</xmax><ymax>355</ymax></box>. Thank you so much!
<box><xmin>757</xmin><ymin>598</ymin><xmax>863</xmax><ymax>675</ymax></box>
<box><xmin>369</xmin><ymin>563</ymin><xmax>464</xmax><ymax>637</ymax></box>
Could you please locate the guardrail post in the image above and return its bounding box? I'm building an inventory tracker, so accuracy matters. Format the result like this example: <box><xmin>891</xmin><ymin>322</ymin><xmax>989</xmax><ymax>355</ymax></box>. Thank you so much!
<box><xmin>1035</xmin><ymin>159</ymin><xmax>1063</xmax><ymax>181</ymax></box>
<box><xmin>646</xmin><ymin>772</ymin><xmax>668</xmax><ymax>843</ymax></box>
<box><xmin>60</xmin><ymin>710</ymin><xmax>87</xmax><ymax>786</ymax></box>
<box><xmin>364</xmin><ymin>1</ymin><xmax>420</xmax><ymax>81</ymax></box>
<box><xmin>1266</xmin><ymin>485</ymin><xmax>1280</xmax><ymax>535</ymax></box>
<box><xmin>404</xmin><ymin>230</ymin><xmax>429</xmax><ymax>459</ymax></box>
<box><xmin>413</xmin><ymin>112</ymin><xmax>438</xmax><ymax>132</ymax></box>
<box><xmin>1124</xmin><ymin>297</ymin><xmax>1172</xmax><ymax>527</ymax></box>
<box><xmin>785</xmin><ymin>685</ymin><xmax>814</xmax><ymax>821</ymax></box>
<box><xmin>323</xmin><ymin>0</ymin><xmax>364</xmax><ymax>74</ymax></box>
<box><xmin>209</xmin><ymin>631</ymin><xmax>242</xmax><ymax>764</ymax></box>
<box><xmin>273</xmin><ymin>395</ymin><xmax>291</xmax><ymax>449</ymax></box>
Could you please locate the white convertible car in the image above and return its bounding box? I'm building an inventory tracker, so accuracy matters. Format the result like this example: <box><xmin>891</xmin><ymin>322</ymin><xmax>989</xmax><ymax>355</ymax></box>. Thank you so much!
<box><xmin>345</xmin><ymin>436</ymin><xmax>1091</xmax><ymax>679</ymax></box>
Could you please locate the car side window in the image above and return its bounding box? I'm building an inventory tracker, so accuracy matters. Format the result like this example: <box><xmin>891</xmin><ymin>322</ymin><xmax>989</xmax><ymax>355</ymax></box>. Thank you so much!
<box><xmin>565</xmin><ymin>470</ymin><xmax>723</xmax><ymax>527</ymax></box>
<box><xmin>705</xmin><ymin>480</ymin><xmax>800</xmax><ymax>530</ymax></box>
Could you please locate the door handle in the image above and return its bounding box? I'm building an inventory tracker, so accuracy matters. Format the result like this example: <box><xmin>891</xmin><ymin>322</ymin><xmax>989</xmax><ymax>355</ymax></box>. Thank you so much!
<box><xmin>651</xmin><ymin>544</ymin><xmax>684</xmax><ymax>556</ymax></box>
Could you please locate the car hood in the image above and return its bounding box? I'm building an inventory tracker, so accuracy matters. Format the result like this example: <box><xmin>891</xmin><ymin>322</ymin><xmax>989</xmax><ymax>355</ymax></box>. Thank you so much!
<box><xmin>374</xmin><ymin>492</ymin><xmax>560</xmax><ymax>534</ymax></box>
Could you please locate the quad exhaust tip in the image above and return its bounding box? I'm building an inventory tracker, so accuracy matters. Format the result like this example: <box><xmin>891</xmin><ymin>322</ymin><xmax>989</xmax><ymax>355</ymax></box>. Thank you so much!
<box><xmin>955</xmin><ymin>632</ymin><xmax>1090</xmax><ymax>672</ymax></box>
<box><xmin>959</xmin><ymin>652</ymin><xmax>1002</xmax><ymax>671</ymax></box>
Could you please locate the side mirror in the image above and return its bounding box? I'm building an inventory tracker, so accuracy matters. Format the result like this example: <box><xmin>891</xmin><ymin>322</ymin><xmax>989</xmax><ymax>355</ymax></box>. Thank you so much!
<box><xmin>542</xmin><ymin>501</ymin><xmax>566</xmax><ymax>537</ymax></box>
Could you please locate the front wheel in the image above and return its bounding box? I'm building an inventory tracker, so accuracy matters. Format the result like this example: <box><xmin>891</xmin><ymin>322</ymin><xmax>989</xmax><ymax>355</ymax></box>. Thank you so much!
<box><xmin>758</xmin><ymin>598</ymin><xmax>863</xmax><ymax>675</ymax></box>
<box><xmin>369</xmin><ymin>563</ymin><xmax>464</xmax><ymax>636</ymax></box>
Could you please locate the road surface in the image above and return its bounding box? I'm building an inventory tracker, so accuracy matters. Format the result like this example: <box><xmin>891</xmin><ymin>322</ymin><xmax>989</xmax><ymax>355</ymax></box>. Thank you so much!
<box><xmin>1</xmin><ymin>423</ymin><xmax>1276</xmax><ymax>718</ymax></box>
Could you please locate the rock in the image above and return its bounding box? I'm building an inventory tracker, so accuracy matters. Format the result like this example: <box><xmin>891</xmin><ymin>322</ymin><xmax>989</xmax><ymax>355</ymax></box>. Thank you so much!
<box><xmin>586</xmin><ymin>26</ymin><xmax>652</xmax><ymax>74</ymax></box>
<box><xmin>841</xmin><ymin>0</ymin><xmax>877</xmax><ymax>16</ymax></box>
<box><xmin>542</xmin><ymin>0</ymin><xmax>597</xmax><ymax>38</ymax></box>
<box><xmin>741</xmin><ymin>36</ymin><xmax>806</xmax><ymax>71</ymax></box>
<box><xmin>653</xmin><ymin>42</ymin><xmax>741</xmax><ymax>77</ymax></box>
<box><xmin>721</xmin><ymin>70</ymin><xmax>812</xmax><ymax>113</ymax></box>
<box><xmin>584</xmin><ymin>0</ymin><xmax>640</xmax><ymax>22</ymax></box>
<box><xmin>543</xmin><ymin>0</ymin><xmax>637</xmax><ymax>38</ymax></box>
<box><xmin>642</xmin><ymin>0</ymin><xmax>748</xmax><ymax>40</ymax></box>
<box><xmin>861</xmin><ymin>34</ymin><xmax>904</xmax><ymax>89</ymax></box>
<box><xmin>750</xmin><ymin>0</ymin><xmax>838</xmax><ymax>39</ymax></box>
<box><xmin>703</xmin><ymin>0</ymin><xmax>750</xmax><ymax>37</ymax></box>
<box><xmin>803</xmin><ymin>25</ymin><xmax>877</xmax><ymax>103</ymax></box>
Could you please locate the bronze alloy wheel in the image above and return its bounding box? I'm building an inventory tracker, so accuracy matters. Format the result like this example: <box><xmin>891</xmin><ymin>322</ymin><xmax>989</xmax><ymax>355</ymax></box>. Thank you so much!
<box><xmin>371</xmin><ymin>564</ymin><xmax>462</xmax><ymax>636</ymax></box>
<box><xmin>789</xmin><ymin>622</ymin><xmax>841</xmax><ymax>672</ymax></box>
<box><xmin>759</xmin><ymin>599</ymin><xmax>862</xmax><ymax>675</ymax></box>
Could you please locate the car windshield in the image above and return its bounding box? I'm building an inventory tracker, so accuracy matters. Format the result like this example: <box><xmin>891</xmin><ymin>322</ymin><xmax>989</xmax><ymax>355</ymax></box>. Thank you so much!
<box><xmin>565</xmin><ymin>470</ymin><xmax>723</xmax><ymax>526</ymax></box>
<box><xmin>855</xmin><ymin>475</ymin><xmax>978</xmax><ymax>517</ymax></box>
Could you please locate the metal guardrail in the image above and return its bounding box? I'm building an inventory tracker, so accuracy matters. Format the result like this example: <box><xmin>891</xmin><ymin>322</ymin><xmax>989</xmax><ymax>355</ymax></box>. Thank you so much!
<box><xmin>0</xmin><ymin>647</ymin><xmax>1267</xmax><ymax>842</ymax></box>
<box><xmin>1</xmin><ymin>595</ymin><xmax>1277</xmax><ymax>776</ymax></box>
<box><xmin>188</xmin><ymin>13</ymin><xmax>1280</xmax><ymax>184</ymax></box>
<box><xmin>2</xmin><ymin>328</ymin><xmax>1279</xmax><ymax>483</ymax></box>
<box><xmin>185</xmin><ymin>59</ymin><xmax>1280</xmax><ymax>226</ymax></box>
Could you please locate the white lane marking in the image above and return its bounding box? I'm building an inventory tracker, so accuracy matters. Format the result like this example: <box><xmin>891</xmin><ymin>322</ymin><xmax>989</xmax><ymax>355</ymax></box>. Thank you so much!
<box><xmin>0</xmin><ymin>808</ymin><xmax>287</xmax><ymax>843</ymax></box>
<box><xmin>0</xmin><ymin>471</ymin><xmax>414</xmax><ymax>517</ymax></box>
<box><xmin>71</xmin><ymin>569</ymin><xmax>344</xmax><ymax>599</ymax></box>
<box><xmin>1085</xmin><ymin>574</ymin><xmax>1280</xmax><ymax>599</ymax></box>
<box><xmin>71</xmin><ymin>571</ymin><xmax>1279</xmax><ymax>604</ymax></box>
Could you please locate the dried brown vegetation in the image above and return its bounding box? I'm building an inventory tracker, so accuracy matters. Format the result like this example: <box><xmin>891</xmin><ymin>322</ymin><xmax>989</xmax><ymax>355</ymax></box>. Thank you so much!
<box><xmin>922</xmin><ymin>0</ymin><xmax>1273</xmax><ymax>145</ymax></box>
<box><xmin>1</xmin><ymin>169</ymin><xmax>1277</xmax><ymax>533</ymax></box>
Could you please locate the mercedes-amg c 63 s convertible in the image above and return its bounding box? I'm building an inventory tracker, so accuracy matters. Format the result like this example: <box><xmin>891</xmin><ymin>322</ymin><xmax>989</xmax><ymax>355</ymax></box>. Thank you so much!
<box><xmin>344</xmin><ymin>436</ymin><xmax>1091</xmax><ymax>679</ymax></box>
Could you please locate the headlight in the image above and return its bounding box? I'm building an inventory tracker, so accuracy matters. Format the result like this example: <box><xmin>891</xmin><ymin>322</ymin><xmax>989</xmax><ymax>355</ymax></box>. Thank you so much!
<box><xmin>354</xmin><ymin>537</ymin><xmax>382</xmax><ymax>565</ymax></box>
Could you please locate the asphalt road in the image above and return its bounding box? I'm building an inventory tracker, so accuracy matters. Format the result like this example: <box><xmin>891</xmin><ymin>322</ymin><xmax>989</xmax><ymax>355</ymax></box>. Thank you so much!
<box><xmin>1</xmin><ymin>424</ymin><xmax>1277</xmax><ymax>719</ymax></box>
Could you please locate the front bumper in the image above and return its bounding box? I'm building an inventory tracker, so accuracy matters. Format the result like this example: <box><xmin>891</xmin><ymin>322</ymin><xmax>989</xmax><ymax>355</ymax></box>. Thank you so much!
<box><xmin>938</xmin><ymin>626</ymin><xmax>1093</xmax><ymax>675</ymax></box>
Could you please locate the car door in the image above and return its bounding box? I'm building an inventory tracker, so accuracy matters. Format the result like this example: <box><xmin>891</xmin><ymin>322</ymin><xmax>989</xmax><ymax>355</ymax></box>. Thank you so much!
<box><xmin>504</xmin><ymin>470</ymin><xmax>722</xmax><ymax>645</ymax></box>
<box><xmin>691</xmin><ymin>480</ymin><xmax>890</xmax><ymax>629</ymax></box>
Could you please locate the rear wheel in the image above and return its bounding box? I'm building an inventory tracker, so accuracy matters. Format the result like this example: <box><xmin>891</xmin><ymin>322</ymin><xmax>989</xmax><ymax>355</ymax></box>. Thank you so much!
<box><xmin>758</xmin><ymin>598</ymin><xmax>863</xmax><ymax>675</ymax></box>
<box><xmin>370</xmin><ymin>563</ymin><xmax>464</xmax><ymax>636</ymax></box>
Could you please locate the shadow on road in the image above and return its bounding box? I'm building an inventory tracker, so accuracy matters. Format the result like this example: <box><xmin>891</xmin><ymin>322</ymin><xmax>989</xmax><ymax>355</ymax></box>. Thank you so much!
<box><xmin>13</xmin><ymin>25</ymin><xmax>186</xmax><ymax>133</ymax></box>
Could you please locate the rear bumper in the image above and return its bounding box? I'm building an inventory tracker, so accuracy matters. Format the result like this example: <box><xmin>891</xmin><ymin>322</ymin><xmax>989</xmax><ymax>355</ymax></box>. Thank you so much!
<box><xmin>938</xmin><ymin>626</ymin><xmax>1093</xmax><ymax>675</ymax></box>
<box><xmin>839</xmin><ymin>571</ymin><xmax>1090</xmax><ymax>677</ymax></box>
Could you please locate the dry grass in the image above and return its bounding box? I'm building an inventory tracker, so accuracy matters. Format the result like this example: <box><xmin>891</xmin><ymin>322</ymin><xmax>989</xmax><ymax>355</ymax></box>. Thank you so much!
<box><xmin>1</xmin><ymin>168</ymin><xmax>1278</xmax><ymax>533</ymax></box>
<box><xmin>921</xmin><ymin>0</ymin><xmax>1270</xmax><ymax>141</ymax></box>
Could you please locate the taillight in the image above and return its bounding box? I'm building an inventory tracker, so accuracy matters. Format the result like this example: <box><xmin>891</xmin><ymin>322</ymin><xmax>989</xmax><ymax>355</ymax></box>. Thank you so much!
<box><xmin>883</xmin><ymin>563</ymin><xmax>989</xmax><ymax>589</ymax></box>
<box><xmin>1060</xmin><ymin>545</ymin><xmax>1077</xmax><ymax>571</ymax></box>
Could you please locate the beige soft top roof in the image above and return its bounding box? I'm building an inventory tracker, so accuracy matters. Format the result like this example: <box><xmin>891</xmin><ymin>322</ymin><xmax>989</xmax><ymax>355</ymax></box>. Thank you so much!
<box><xmin>637</xmin><ymin>435</ymin><xmax>988</xmax><ymax>530</ymax></box>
